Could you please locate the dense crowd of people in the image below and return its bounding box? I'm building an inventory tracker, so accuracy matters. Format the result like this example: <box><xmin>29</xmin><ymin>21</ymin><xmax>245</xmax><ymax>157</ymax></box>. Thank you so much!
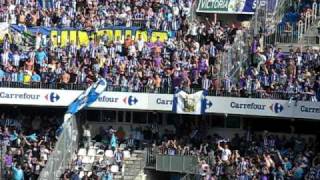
<box><xmin>0</xmin><ymin>1</ymin><xmax>318</xmax><ymax>101</ymax></box>
<box><xmin>122</xmin><ymin>121</ymin><xmax>320</xmax><ymax>180</ymax></box>
<box><xmin>57</xmin><ymin>121</ymin><xmax>320</xmax><ymax>180</ymax></box>
<box><xmin>60</xmin><ymin>125</ymin><xmax>131</xmax><ymax>180</ymax></box>
<box><xmin>0</xmin><ymin>0</ymin><xmax>193</xmax><ymax>31</ymax></box>
<box><xmin>0</xmin><ymin>109</ymin><xmax>63</xmax><ymax>179</ymax></box>
<box><xmin>155</xmin><ymin>131</ymin><xmax>320</xmax><ymax>179</ymax></box>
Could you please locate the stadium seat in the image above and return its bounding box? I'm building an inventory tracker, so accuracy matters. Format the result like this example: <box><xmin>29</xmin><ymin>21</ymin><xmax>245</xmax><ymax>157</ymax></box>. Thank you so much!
<box><xmin>78</xmin><ymin>148</ymin><xmax>87</xmax><ymax>156</ymax></box>
<box><xmin>110</xmin><ymin>165</ymin><xmax>119</xmax><ymax>173</ymax></box>
<box><xmin>95</xmin><ymin>149</ymin><xmax>105</xmax><ymax>163</ymax></box>
<box><xmin>123</xmin><ymin>150</ymin><xmax>131</xmax><ymax>159</ymax></box>
<box><xmin>87</xmin><ymin>148</ymin><xmax>96</xmax><ymax>156</ymax></box>
<box><xmin>82</xmin><ymin>156</ymin><xmax>91</xmax><ymax>164</ymax></box>
<box><xmin>105</xmin><ymin>150</ymin><xmax>114</xmax><ymax>158</ymax></box>
<box><xmin>79</xmin><ymin>171</ymin><xmax>85</xmax><ymax>178</ymax></box>
<box><xmin>119</xmin><ymin>143</ymin><xmax>127</xmax><ymax>149</ymax></box>
<box><xmin>96</xmin><ymin>149</ymin><xmax>104</xmax><ymax>156</ymax></box>
<box><xmin>94</xmin><ymin>142</ymin><xmax>104</xmax><ymax>149</ymax></box>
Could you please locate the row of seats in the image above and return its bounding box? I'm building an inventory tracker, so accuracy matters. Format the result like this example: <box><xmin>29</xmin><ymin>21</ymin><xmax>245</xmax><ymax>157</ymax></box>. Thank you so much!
<box><xmin>77</xmin><ymin>148</ymin><xmax>131</xmax><ymax>159</ymax></box>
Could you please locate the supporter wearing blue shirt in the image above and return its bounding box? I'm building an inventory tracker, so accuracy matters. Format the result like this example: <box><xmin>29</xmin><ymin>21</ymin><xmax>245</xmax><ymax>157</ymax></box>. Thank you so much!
<box><xmin>12</xmin><ymin>164</ymin><xmax>24</xmax><ymax>180</ymax></box>
<box><xmin>293</xmin><ymin>164</ymin><xmax>304</xmax><ymax>180</ymax></box>
<box><xmin>0</xmin><ymin>68</ymin><xmax>4</xmax><ymax>80</ymax></box>
<box><xmin>31</xmin><ymin>72</ymin><xmax>41</xmax><ymax>82</ymax></box>
<box><xmin>102</xmin><ymin>171</ymin><xmax>113</xmax><ymax>180</ymax></box>
<box><xmin>17</xmin><ymin>70</ymin><xmax>24</xmax><ymax>82</ymax></box>
<box><xmin>35</xmin><ymin>48</ymin><xmax>47</xmax><ymax>67</ymax></box>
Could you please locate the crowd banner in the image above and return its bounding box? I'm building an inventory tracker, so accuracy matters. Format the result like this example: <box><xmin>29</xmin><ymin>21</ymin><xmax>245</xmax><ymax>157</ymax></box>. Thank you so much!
<box><xmin>9</xmin><ymin>25</ymin><xmax>170</xmax><ymax>47</ymax></box>
<box><xmin>197</xmin><ymin>0</ymin><xmax>256</xmax><ymax>14</ymax></box>
<box><xmin>0</xmin><ymin>88</ymin><xmax>319</xmax><ymax>120</ymax></box>
<box><xmin>172</xmin><ymin>90</ymin><xmax>206</xmax><ymax>115</ymax></box>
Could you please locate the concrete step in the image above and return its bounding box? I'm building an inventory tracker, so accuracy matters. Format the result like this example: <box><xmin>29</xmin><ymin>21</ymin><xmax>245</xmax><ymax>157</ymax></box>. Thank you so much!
<box><xmin>114</xmin><ymin>175</ymin><xmax>123</xmax><ymax>180</ymax></box>
<box><xmin>123</xmin><ymin>175</ymin><xmax>135</xmax><ymax>180</ymax></box>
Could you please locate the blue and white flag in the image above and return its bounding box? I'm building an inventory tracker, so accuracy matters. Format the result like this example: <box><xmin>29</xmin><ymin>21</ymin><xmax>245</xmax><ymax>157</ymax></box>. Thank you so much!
<box><xmin>172</xmin><ymin>90</ymin><xmax>207</xmax><ymax>115</ymax></box>
<box><xmin>65</xmin><ymin>77</ymin><xmax>107</xmax><ymax>120</ymax></box>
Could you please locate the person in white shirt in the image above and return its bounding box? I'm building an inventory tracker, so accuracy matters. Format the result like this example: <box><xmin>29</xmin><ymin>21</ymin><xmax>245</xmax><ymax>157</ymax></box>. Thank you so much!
<box><xmin>128</xmin><ymin>44</ymin><xmax>137</xmax><ymax>57</ymax></box>
<box><xmin>1</xmin><ymin>49</ymin><xmax>9</xmax><ymax>67</ymax></box>
<box><xmin>83</xmin><ymin>124</ymin><xmax>91</xmax><ymax>148</ymax></box>
<box><xmin>12</xmin><ymin>51</ymin><xmax>20</xmax><ymax>67</ymax></box>
<box><xmin>218</xmin><ymin>140</ymin><xmax>231</xmax><ymax>162</ymax></box>
<box><xmin>136</xmin><ymin>34</ymin><xmax>145</xmax><ymax>53</ymax></box>
<box><xmin>35</xmin><ymin>33</ymin><xmax>41</xmax><ymax>50</ymax></box>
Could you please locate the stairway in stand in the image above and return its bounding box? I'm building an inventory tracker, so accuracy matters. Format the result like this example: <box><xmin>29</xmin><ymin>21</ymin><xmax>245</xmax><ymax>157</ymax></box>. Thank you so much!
<box><xmin>114</xmin><ymin>150</ymin><xmax>147</xmax><ymax>180</ymax></box>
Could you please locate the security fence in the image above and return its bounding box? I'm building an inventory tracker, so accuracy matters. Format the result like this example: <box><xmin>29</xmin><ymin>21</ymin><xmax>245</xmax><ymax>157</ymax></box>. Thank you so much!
<box><xmin>155</xmin><ymin>155</ymin><xmax>200</xmax><ymax>174</ymax></box>
<box><xmin>272</xmin><ymin>0</ymin><xmax>294</xmax><ymax>25</ymax></box>
<box><xmin>38</xmin><ymin>116</ymin><xmax>80</xmax><ymax>180</ymax></box>
<box><xmin>0</xmin><ymin>81</ymin><xmax>318</xmax><ymax>101</ymax></box>
<box><xmin>225</xmin><ymin>29</ymin><xmax>250</xmax><ymax>82</ymax></box>
<box><xmin>265</xmin><ymin>1</ymin><xmax>320</xmax><ymax>46</ymax></box>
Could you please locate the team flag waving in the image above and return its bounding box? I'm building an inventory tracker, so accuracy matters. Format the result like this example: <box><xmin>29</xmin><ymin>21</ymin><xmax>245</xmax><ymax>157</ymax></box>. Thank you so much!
<box><xmin>65</xmin><ymin>77</ymin><xmax>107</xmax><ymax>120</ymax></box>
<box><xmin>172</xmin><ymin>90</ymin><xmax>207</xmax><ymax>115</ymax></box>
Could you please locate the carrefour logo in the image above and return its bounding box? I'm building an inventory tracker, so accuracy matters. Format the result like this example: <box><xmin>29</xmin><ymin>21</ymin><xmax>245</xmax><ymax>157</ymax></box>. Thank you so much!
<box><xmin>270</xmin><ymin>103</ymin><xmax>284</xmax><ymax>113</ymax></box>
<box><xmin>156</xmin><ymin>98</ymin><xmax>213</xmax><ymax>109</ymax></box>
<box><xmin>206</xmin><ymin>100</ymin><xmax>213</xmax><ymax>109</ymax></box>
<box><xmin>45</xmin><ymin>92</ymin><xmax>60</xmax><ymax>102</ymax></box>
<box><xmin>123</xmin><ymin>96</ymin><xmax>138</xmax><ymax>106</ymax></box>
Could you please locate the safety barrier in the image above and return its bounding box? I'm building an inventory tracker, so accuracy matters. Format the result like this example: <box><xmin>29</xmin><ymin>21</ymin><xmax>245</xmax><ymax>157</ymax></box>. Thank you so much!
<box><xmin>273</xmin><ymin>0</ymin><xmax>293</xmax><ymax>24</ymax></box>
<box><xmin>265</xmin><ymin>2</ymin><xmax>320</xmax><ymax>45</ymax></box>
<box><xmin>38</xmin><ymin>116</ymin><xmax>80</xmax><ymax>180</ymax></box>
<box><xmin>145</xmin><ymin>147</ymin><xmax>208</xmax><ymax>175</ymax></box>
<box><xmin>0</xmin><ymin>81</ymin><xmax>318</xmax><ymax>101</ymax></box>
<box><xmin>222</xmin><ymin>29</ymin><xmax>250</xmax><ymax>83</ymax></box>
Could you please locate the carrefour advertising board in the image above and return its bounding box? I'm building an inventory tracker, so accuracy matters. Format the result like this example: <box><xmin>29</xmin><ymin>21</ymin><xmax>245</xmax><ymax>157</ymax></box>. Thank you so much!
<box><xmin>0</xmin><ymin>88</ymin><xmax>319</xmax><ymax>120</ymax></box>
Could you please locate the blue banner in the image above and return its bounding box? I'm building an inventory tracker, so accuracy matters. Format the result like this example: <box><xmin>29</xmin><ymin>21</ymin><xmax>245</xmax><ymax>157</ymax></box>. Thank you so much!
<box><xmin>197</xmin><ymin>0</ymin><xmax>256</xmax><ymax>14</ymax></box>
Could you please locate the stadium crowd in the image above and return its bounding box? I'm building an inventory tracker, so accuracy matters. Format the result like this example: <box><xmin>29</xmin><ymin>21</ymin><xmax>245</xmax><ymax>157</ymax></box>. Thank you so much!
<box><xmin>0</xmin><ymin>109</ymin><xmax>63</xmax><ymax>179</ymax></box>
<box><xmin>58</xmin><ymin>123</ymin><xmax>320</xmax><ymax>180</ymax></box>
<box><xmin>0</xmin><ymin>1</ymin><xmax>318</xmax><ymax>101</ymax></box>
<box><xmin>156</xmin><ymin>131</ymin><xmax>320</xmax><ymax>180</ymax></box>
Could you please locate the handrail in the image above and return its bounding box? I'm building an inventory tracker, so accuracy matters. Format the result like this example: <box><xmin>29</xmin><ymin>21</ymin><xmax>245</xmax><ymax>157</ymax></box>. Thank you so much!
<box><xmin>39</xmin><ymin>115</ymin><xmax>79</xmax><ymax>180</ymax></box>
<box><xmin>0</xmin><ymin>81</ymin><xmax>318</xmax><ymax>101</ymax></box>
<box><xmin>266</xmin><ymin>2</ymin><xmax>320</xmax><ymax>45</ymax></box>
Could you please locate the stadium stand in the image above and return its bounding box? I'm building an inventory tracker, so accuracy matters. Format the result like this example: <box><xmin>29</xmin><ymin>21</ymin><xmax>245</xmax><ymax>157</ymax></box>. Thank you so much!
<box><xmin>0</xmin><ymin>0</ymin><xmax>319</xmax><ymax>180</ymax></box>
<box><xmin>0</xmin><ymin>107</ymin><xmax>64</xmax><ymax>179</ymax></box>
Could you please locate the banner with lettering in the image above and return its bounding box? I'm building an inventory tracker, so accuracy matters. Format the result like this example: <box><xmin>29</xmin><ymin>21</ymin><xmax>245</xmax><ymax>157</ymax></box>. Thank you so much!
<box><xmin>0</xmin><ymin>87</ymin><xmax>319</xmax><ymax>120</ymax></box>
<box><xmin>197</xmin><ymin>0</ymin><xmax>256</xmax><ymax>14</ymax></box>
<box><xmin>9</xmin><ymin>25</ymin><xmax>170</xmax><ymax>48</ymax></box>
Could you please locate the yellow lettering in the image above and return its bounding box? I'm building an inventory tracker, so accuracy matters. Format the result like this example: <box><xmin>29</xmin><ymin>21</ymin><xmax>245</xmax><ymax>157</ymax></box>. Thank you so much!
<box><xmin>151</xmin><ymin>31</ymin><xmax>168</xmax><ymax>42</ymax></box>
<box><xmin>114</xmin><ymin>30</ymin><xmax>122</xmax><ymax>42</ymax></box>
<box><xmin>96</xmin><ymin>29</ymin><xmax>113</xmax><ymax>43</ymax></box>
<box><xmin>69</xmin><ymin>31</ymin><xmax>77</xmax><ymax>45</ymax></box>
<box><xmin>60</xmin><ymin>31</ymin><xmax>69</xmax><ymax>47</ymax></box>
<box><xmin>78</xmin><ymin>31</ymin><xmax>89</xmax><ymax>47</ymax></box>
<box><xmin>135</xmin><ymin>30</ymin><xmax>148</xmax><ymax>41</ymax></box>
<box><xmin>50</xmin><ymin>31</ymin><xmax>58</xmax><ymax>47</ymax></box>
<box><xmin>125</xmin><ymin>30</ymin><xmax>132</xmax><ymax>39</ymax></box>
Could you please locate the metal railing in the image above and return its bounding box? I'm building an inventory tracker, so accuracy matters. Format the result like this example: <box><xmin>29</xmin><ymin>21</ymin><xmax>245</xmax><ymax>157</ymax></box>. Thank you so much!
<box><xmin>39</xmin><ymin>116</ymin><xmax>80</xmax><ymax>180</ymax></box>
<box><xmin>0</xmin><ymin>81</ymin><xmax>318</xmax><ymax>101</ymax></box>
<box><xmin>145</xmin><ymin>147</ymin><xmax>209</xmax><ymax>176</ymax></box>
<box><xmin>225</xmin><ymin>30</ymin><xmax>250</xmax><ymax>82</ymax></box>
<box><xmin>273</xmin><ymin>0</ymin><xmax>294</xmax><ymax>24</ymax></box>
<box><xmin>265</xmin><ymin>2</ymin><xmax>320</xmax><ymax>46</ymax></box>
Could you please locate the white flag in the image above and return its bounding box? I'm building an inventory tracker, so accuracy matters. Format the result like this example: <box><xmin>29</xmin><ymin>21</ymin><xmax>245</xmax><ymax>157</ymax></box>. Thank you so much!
<box><xmin>172</xmin><ymin>90</ymin><xmax>206</xmax><ymax>115</ymax></box>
